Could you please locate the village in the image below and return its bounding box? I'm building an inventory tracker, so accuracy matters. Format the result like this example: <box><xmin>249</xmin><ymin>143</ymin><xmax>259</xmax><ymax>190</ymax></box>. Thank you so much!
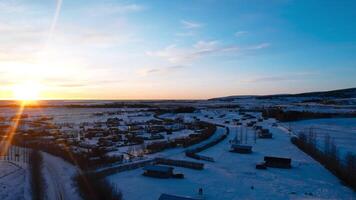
<box><xmin>1</xmin><ymin>99</ymin><xmax>355</xmax><ymax>200</ymax></box>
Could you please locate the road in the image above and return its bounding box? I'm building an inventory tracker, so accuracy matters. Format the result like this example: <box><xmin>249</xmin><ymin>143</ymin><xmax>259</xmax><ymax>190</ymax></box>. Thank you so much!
<box><xmin>41</xmin><ymin>152</ymin><xmax>81</xmax><ymax>200</ymax></box>
<box><xmin>42</xmin><ymin>155</ymin><xmax>67</xmax><ymax>200</ymax></box>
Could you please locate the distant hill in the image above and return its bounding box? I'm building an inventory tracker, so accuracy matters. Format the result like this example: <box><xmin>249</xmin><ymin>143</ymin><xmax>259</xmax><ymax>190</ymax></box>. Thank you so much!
<box><xmin>211</xmin><ymin>88</ymin><xmax>356</xmax><ymax>101</ymax></box>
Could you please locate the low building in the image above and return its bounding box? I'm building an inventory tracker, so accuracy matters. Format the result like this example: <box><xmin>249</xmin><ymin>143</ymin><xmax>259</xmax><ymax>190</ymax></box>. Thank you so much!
<box><xmin>264</xmin><ymin>156</ymin><xmax>291</xmax><ymax>168</ymax></box>
<box><xmin>230</xmin><ymin>144</ymin><xmax>252</xmax><ymax>154</ymax></box>
<box><xmin>143</xmin><ymin>165</ymin><xmax>174</xmax><ymax>178</ymax></box>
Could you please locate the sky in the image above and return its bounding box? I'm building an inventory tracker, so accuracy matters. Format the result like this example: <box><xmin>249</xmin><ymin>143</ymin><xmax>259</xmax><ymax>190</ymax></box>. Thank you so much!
<box><xmin>0</xmin><ymin>0</ymin><xmax>355</xmax><ymax>100</ymax></box>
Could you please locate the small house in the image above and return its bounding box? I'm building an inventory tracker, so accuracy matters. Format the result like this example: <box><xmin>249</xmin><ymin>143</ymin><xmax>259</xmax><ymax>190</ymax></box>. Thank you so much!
<box><xmin>264</xmin><ymin>156</ymin><xmax>291</xmax><ymax>168</ymax></box>
<box><xmin>143</xmin><ymin>165</ymin><xmax>174</xmax><ymax>178</ymax></box>
<box><xmin>230</xmin><ymin>144</ymin><xmax>252</xmax><ymax>154</ymax></box>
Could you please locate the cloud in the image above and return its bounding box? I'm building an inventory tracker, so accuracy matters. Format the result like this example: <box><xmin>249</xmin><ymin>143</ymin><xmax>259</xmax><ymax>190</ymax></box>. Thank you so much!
<box><xmin>147</xmin><ymin>40</ymin><xmax>268</xmax><ymax>63</ymax></box>
<box><xmin>243</xmin><ymin>72</ymin><xmax>316</xmax><ymax>83</ymax></box>
<box><xmin>175</xmin><ymin>31</ymin><xmax>195</xmax><ymax>37</ymax></box>
<box><xmin>55</xmin><ymin>83</ymin><xmax>87</xmax><ymax>88</ymax></box>
<box><xmin>45</xmin><ymin>77</ymin><xmax>123</xmax><ymax>88</ymax></box>
<box><xmin>147</xmin><ymin>41</ymin><xmax>232</xmax><ymax>63</ymax></box>
<box><xmin>75</xmin><ymin>29</ymin><xmax>134</xmax><ymax>47</ymax></box>
<box><xmin>138</xmin><ymin>65</ymin><xmax>186</xmax><ymax>76</ymax></box>
<box><xmin>87</xmin><ymin>3</ymin><xmax>144</xmax><ymax>15</ymax></box>
<box><xmin>247</xmin><ymin>43</ymin><xmax>270</xmax><ymax>50</ymax></box>
<box><xmin>0</xmin><ymin>1</ymin><xmax>27</xmax><ymax>13</ymax></box>
<box><xmin>235</xmin><ymin>31</ymin><xmax>248</xmax><ymax>37</ymax></box>
<box><xmin>181</xmin><ymin>20</ymin><xmax>203</xmax><ymax>29</ymax></box>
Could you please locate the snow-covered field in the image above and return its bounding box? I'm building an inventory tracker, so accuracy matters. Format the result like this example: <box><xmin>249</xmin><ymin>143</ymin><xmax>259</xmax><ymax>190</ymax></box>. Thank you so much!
<box><xmin>286</xmin><ymin>118</ymin><xmax>356</xmax><ymax>159</ymax></box>
<box><xmin>0</xmin><ymin>161</ymin><xmax>30</xmax><ymax>200</ymax></box>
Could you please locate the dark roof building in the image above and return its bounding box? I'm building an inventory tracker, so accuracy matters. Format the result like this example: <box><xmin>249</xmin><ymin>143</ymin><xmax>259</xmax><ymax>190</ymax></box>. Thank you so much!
<box><xmin>143</xmin><ymin>165</ymin><xmax>174</xmax><ymax>178</ymax></box>
<box><xmin>230</xmin><ymin>144</ymin><xmax>252</xmax><ymax>154</ymax></box>
<box><xmin>264</xmin><ymin>156</ymin><xmax>291</xmax><ymax>168</ymax></box>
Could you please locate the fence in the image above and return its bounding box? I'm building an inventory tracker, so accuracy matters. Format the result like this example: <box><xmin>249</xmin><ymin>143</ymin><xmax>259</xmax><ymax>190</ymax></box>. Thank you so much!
<box><xmin>185</xmin><ymin>126</ymin><xmax>229</xmax><ymax>162</ymax></box>
<box><xmin>155</xmin><ymin>158</ymin><xmax>204</xmax><ymax>170</ymax></box>
<box><xmin>94</xmin><ymin>159</ymin><xmax>156</xmax><ymax>178</ymax></box>
<box><xmin>0</xmin><ymin>144</ymin><xmax>30</xmax><ymax>164</ymax></box>
<box><xmin>93</xmin><ymin>156</ymin><xmax>206</xmax><ymax>178</ymax></box>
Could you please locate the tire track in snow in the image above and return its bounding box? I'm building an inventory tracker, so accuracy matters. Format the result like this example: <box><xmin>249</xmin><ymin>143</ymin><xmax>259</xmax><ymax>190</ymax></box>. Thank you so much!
<box><xmin>43</xmin><ymin>156</ymin><xmax>67</xmax><ymax>200</ymax></box>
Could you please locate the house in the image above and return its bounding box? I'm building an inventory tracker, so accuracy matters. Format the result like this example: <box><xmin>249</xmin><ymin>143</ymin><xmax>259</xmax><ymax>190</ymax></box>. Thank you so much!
<box><xmin>230</xmin><ymin>144</ymin><xmax>252</xmax><ymax>154</ymax></box>
<box><xmin>264</xmin><ymin>156</ymin><xmax>291</xmax><ymax>168</ymax></box>
<box><xmin>158</xmin><ymin>193</ymin><xmax>201</xmax><ymax>200</ymax></box>
<box><xmin>143</xmin><ymin>165</ymin><xmax>174</xmax><ymax>178</ymax></box>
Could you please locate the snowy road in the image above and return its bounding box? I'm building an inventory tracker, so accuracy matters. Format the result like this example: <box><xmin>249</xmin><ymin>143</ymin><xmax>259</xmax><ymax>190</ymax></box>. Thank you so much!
<box><xmin>42</xmin><ymin>152</ymin><xmax>81</xmax><ymax>200</ymax></box>
<box><xmin>43</xmin><ymin>158</ymin><xmax>67</xmax><ymax>200</ymax></box>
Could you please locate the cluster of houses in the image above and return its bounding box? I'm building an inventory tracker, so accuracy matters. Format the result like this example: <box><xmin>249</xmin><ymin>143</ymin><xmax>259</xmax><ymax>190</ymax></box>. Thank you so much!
<box><xmin>5</xmin><ymin>111</ymin><xmax>208</xmax><ymax>167</ymax></box>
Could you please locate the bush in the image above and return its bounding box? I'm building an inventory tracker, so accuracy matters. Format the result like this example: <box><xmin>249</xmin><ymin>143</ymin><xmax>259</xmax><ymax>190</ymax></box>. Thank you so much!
<box><xmin>291</xmin><ymin>133</ymin><xmax>356</xmax><ymax>190</ymax></box>
<box><xmin>29</xmin><ymin>150</ymin><xmax>44</xmax><ymax>200</ymax></box>
<box><xmin>262</xmin><ymin>108</ymin><xmax>356</xmax><ymax>122</ymax></box>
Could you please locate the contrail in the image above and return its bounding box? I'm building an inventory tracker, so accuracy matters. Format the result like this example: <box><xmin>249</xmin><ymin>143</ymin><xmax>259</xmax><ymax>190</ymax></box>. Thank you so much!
<box><xmin>46</xmin><ymin>0</ymin><xmax>63</xmax><ymax>46</ymax></box>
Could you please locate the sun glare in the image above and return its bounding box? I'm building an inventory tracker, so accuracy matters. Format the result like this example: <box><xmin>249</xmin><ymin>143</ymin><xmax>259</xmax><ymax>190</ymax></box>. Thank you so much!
<box><xmin>12</xmin><ymin>82</ymin><xmax>42</xmax><ymax>102</ymax></box>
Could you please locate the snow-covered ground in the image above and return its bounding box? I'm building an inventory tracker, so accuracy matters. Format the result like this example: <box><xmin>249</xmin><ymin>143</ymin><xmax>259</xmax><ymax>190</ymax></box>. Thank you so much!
<box><xmin>42</xmin><ymin>152</ymin><xmax>81</xmax><ymax>200</ymax></box>
<box><xmin>108</xmin><ymin>113</ymin><xmax>355</xmax><ymax>200</ymax></box>
<box><xmin>285</xmin><ymin>118</ymin><xmax>356</xmax><ymax>160</ymax></box>
<box><xmin>0</xmin><ymin>161</ymin><xmax>30</xmax><ymax>200</ymax></box>
<box><xmin>0</xmin><ymin>107</ymin><xmax>153</xmax><ymax>124</ymax></box>
<box><xmin>0</xmin><ymin>99</ymin><xmax>355</xmax><ymax>200</ymax></box>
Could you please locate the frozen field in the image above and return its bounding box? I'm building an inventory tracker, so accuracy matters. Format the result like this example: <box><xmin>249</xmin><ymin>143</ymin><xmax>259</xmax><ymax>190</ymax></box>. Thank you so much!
<box><xmin>0</xmin><ymin>107</ymin><xmax>153</xmax><ymax>124</ymax></box>
<box><xmin>286</xmin><ymin>118</ymin><xmax>356</xmax><ymax>158</ymax></box>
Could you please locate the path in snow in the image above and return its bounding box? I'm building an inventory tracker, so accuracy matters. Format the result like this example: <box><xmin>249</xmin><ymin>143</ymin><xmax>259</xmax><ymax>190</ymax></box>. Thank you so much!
<box><xmin>42</xmin><ymin>152</ymin><xmax>81</xmax><ymax>200</ymax></box>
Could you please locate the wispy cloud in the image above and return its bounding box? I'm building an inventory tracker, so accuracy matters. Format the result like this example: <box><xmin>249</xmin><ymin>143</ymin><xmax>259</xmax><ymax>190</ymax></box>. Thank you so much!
<box><xmin>247</xmin><ymin>43</ymin><xmax>270</xmax><ymax>50</ymax></box>
<box><xmin>138</xmin><ymin>65</ymin><xmax>186</xmax><ymax>76</ymax></box>
<box><xmin>175</xmin><ymin>31</ymin><xmax>195</xmax><ymax>37</ymax></box>
<box><xmin>0</xmin><ymin>1</ymin><xmax>27</xmax><ymax>13</ymax></box>
<box><xmin>235</xmin><ymin>31</ymin><xmax>248</xmax><ymax>37</ymax></box>
<box><xmin>74</xmin><ymin>28</ymin><xmax>134</xmax><ymax>47</ymax></box>
<box><xmin>45</xmin><ymin>78</ymin><xmax>123</xmax><ymax>88</ymax></box>
<box><xmin>181</xmin><ymin>20</ymin><xmax>203</xmax><ymax>29</ymax></box>
<box><xmin>147</xmin><ymin>40</ymin><xmax>268</xmax><ymax>63</ymax></box>
<box><xmin>87</xmin><ymin>3</ymin><xmax>144</xmax><ymax>15</ymax></box>
<box><xmin>243</xmin><ymin>72</ymin><xmax>317</xmax><ymax>83</ymax></box>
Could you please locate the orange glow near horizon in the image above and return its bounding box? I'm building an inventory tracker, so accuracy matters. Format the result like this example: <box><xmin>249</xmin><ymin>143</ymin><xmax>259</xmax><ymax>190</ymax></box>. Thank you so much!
<box><xmin>11</xmin><ymin>82</ymin><xmax>43</xmax><ymax>102</ymax></box>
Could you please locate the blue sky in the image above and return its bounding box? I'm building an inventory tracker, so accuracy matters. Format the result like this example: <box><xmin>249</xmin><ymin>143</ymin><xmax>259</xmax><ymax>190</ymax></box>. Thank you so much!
<box><xmin>0</xmin><ymin>0</ymin><xmax>355</xmax><ymax>99</ymax></box>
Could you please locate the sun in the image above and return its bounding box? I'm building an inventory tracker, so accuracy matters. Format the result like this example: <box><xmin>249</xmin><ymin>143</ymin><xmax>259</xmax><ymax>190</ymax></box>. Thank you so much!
<box><xmin>12</xmin><ymin>82</ymin><xmax>42</xmax><ymax>102</ymax></box>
